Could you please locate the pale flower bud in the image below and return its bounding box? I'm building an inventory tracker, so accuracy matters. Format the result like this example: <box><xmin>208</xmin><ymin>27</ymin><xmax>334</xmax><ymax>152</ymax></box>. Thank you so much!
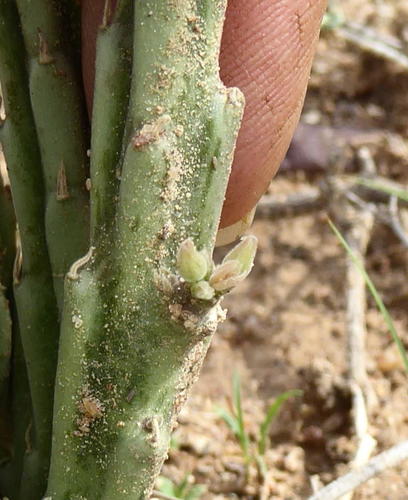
<box><xmin>191</xmin><ymin>281</ymin><xmax>215</xmax><ymax>300</ymax></box>
<box><xmin>209</xmin><ymin>259</ymin><xmax>241</xmax><ymax>291</ymax></box>
<box><xmin>222</xmin><ymin>235</ymin><xmax>257</xmax><ymax>278</ymax></box>
<box><xmin>201</xmin><ymin>248</ymin><xmax>214</xmax><ymax>276</ymax></box>
<box><xmin>209</xmin><ymin>235</ymin><xmax>257</xmax><ymax>291</ymax></box>
<box><xmin>176</xmin><ymin>238</ymin><xmax>208</xmax><ymax>282</ymax></box>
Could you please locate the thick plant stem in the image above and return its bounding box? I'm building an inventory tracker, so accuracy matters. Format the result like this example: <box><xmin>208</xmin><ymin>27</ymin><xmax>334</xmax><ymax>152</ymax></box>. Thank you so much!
<box><xmin>15</xmin><ymin>0</ymin><xmax>90</xmax><ymax>309</ymax></box>
<box><xmin>0</xmin><ymin>3</ymin><xmax>60</xmax><ymax>497</ymax></box>
<box><xmin>89</xmin><ymin>1</ymin><xmax>133</xmax><ymax>243</ymax></box>
<box><xmin>47</xmin><ymin>1</ymin><xmax>244</xmax><ymax>499</ymax></box>
<box><xmin>0</xmin><ymin>181</ymin><xmax>33</xmax><ymax>500</ymax></box>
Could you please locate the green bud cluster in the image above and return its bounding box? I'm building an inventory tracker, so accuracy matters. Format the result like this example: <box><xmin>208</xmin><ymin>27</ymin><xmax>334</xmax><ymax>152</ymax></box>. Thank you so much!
<box><xmin>177</xmin><ymin>235</ymin><xmax>258</xmax><ymax>300</ymax></box>
<box><xmin>176</xmin><ymin>238</ymin><xmax>209</xmax><ymax>283</ymax></box>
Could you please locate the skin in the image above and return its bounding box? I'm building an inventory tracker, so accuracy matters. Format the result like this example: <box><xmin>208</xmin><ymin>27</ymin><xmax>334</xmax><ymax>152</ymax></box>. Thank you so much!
<box><xmin>81</xmin><ymin>0</ymin><xmax>327</xmax><ymax>228</ymax></box>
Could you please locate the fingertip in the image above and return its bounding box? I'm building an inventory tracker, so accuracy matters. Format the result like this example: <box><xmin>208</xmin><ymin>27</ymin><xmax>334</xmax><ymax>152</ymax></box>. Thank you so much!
<box><xmin>219</xmin><ymin>0</ymin><xmax>327</xmax><ymax>227</ymax></box>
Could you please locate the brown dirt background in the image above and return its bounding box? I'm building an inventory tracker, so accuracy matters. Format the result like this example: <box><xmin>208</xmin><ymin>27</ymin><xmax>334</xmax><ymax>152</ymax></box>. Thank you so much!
<box><xmin>160</xmin><ymin>1</ymin><xmax>408</xmax><ymax>498</ymax></box>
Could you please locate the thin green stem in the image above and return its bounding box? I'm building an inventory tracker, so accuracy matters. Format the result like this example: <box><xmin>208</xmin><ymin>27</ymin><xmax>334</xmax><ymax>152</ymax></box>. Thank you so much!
<box><xmin>89</xmin><ymin>1</ymin><xmax>133</xmax><ymax>244</ymax></box>
<box><xmin>258</xmin><ymin>389</ymin><xmax>302</xmax><ymax>456</ymax></box>
<box><xmin>15</xmin><ymin>0</ymin><xmax>90</xmax><ymax>309</ymax></box>
<box><xmin>232</xmin><ymin>372</ymin><xmax>250</xmax><ymax>461</ymax></box>
<box><xmin>357</xmin><ymin>178</ymin><xmax>408</xmax><ymax>203</ymax></box>
<box><xmin>0</xmin><ymin>2</ymin><xmax>60</xmax><ymax>496</ymax></box>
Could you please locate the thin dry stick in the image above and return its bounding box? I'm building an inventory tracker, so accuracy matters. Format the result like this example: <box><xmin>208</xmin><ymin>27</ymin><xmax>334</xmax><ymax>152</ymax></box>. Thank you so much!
<box><xmin>256</xmin><ymin>188</ymin><xmax>324</xmax><ymax>219</ymax></box>
<box><xmin>344</xmin><ymin>190</ymin><xmax>408</xmax><ymax>248</ymax></box>
<box><xmin>330</xmin><ymin>147</ymin><xmax>377</xmax><ymax>500</ymax></box>
<box><xmin>339</xmin><ymin>207</ymin><xmax>377</xmax><ymax>500</ymax></box>
<box><xmin>345</xmin><ymin>212</ymin><xmax>373</xmax><ymax>397</ymax></box>
<box><xmin>256</xmin><ymin>175</ymin><xmax>408</xmax><ymax>221</ymax></box>
<box><xmin>346</xmin><ymin>213</ymin><xmax>373</xmax><ymax>385</ymax></box>
<box><xmin>388</xmin><ymin>195</ymin><xmax>408</xmax><ymax>249</ymax></box>
<box><xmin>309</xmin><ymin>474</ymin><xmax>324</xmax><ymax>494</ymax></box>
<box><xmin>337</xmin><ymin>21</ymin><xmax>408</xmax><ymax>71</ymax></box>
<box><xmin>346</xmin><ymin>150</ymin><xmax>378</xmax><ymax>493</ymax></box>
<box><xmin>308</xmin><ymin>439</ymin><xmax>408</xmax><ymax>500</ymax></box>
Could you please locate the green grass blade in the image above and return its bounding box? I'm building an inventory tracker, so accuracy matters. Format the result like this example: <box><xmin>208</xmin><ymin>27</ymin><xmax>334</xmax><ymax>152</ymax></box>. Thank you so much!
<box><xmin>215</xmin><ymin>407</ymin><xmax>240</xmax><ymax>436</ymax></box>
<box><xmin>357</xmin><ymin>178</ymin><xmax>408</xmax><ymax>203</ymax></box>
<box><xmin>258</xmin><ymin>389</ymin><xmax>302</xmax><ymax>456</ymax></box>
<box><xmin>157</xmin><ymin>476</ymin><xmax>177</xmax><ymax>496</ymax></box>
<box><xmin>176</xmin><ymin>475</ymin><xmax>190</xmax><ymax>496</ymax></box>
<box><xmin>232</xmin><ymin>372</ymin><xmax>250</xmax><ymax>458</ymax></box>
<box><xmin>329</xmin><ymin>219</ymin><xmax>408</xmax><ymax>373</ymax></box>
<box><xmin>157</xmin><ymin>475</ymin><xmax>205</xmax><ymax>500</ymax></box>
<box><xmin>185</xmin><ymin>484</ymin><xmax>206</xmax><ymax>500</ymax></box>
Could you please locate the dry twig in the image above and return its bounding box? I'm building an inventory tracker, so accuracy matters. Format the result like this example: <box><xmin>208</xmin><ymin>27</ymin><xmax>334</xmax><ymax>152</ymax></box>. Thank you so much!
<box><xmin>316</xmin><ymin>148</ymin><xmax>377</xmax><ymax>500</ymax></box>
<box><xmin>337</xmin><ymin>22</ymin><xmax>408</xmax><ymax>71</ymax></box>
<box><xmin>258</xmin><ymin>169</ymin><xmax>408</xmax><ymax>254</ymax></box>
<box><xmin>256</xmin><ymin>188</ymin><xmax>324</xmax><ymax>219</ymax></box>
<box><xmin>341</xmin><ymin>149</ymin><xmax>378</xmax><ymax>499</ymax></box>
<box><xmin>388</xmin><ymin>195</ymin><xmax>408</xmax><ymax>249</ymax></box>
<box><xmin>308</xmin><ymin>439</ymin><xmax>408</xmax><ymax>500</ymax></box>
<box><xmin>339</xmin><ymin>202</ymin><xmax>376</xmax><ymax>500</ymax></box>
<box><xmin>345</xmin><ymin>210</ymin><xmax>374</xmax><ymax>400</ymax></box>
<box><xmin>257</xmin><ymin>174</ymin><xmax>408</xmax><ymax>221</ymax></box>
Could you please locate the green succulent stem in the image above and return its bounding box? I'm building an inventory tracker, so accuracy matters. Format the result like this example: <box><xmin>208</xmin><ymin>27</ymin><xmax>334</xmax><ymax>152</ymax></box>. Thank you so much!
<box><xmin>0</xmin><ymin>109</ymin><xmax>30</xmax><ymax>500</ymax></box>
<box><xmin>0</xmin><ymin>2</ymin><xmax>60</xmax><ymax>496</ymax></box>
<box><xmin>15</xmin><ymin>0</ymin><xmax>90</xmax><ymax>309</ymax></box>
<box><xmin>46</xmin><ymin>1</ymin><xmax>243</xmax><ymax>498</ymax></box>
<box><xmin>89</xmin><ymin>1</ymin><xmax>133</xmax><ymax>243</ymax></box>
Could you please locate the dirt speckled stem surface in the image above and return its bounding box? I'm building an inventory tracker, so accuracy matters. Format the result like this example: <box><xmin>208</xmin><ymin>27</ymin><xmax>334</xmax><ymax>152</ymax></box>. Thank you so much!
<box><xmin>46</xmin><ymin>1</ymin><xmax>244</xmax><ymax>498</ymax></box>
<box><xmin>0</xmin><ymin>2</ymin><xmax>60</xmax><ymax>496</ymax></box>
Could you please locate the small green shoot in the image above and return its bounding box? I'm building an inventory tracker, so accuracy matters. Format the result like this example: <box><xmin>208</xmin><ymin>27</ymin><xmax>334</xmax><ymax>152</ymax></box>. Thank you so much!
<box><xmin>258</xmin><ymin>389</ymin><xmax>303</xmax><ymax>456</ymax></box>
<box><xmin>216</xmin><ymin>373</ymin><xmax>251</xmax><ymax>463</ymax></box>
<box><xmin>156</xmin><ymin>475</ymin><xmax>206</xmax><ymax>500</ymax></box>
<box><xmin>357</xmin><ymin>178</ymin><xmax>408</xmax><ymax>203</ymax></box>
<box><xmin>329</xmin><ymin>219</ymin><xmax>408</xmax><ymax>373</ymax></box>
<box><xmin>232</xmin><ymin>371</ymin><xmax>250</xmax><ymax>460</ymax></box>
<box><xmin>216</xmin><ymin>372</ymin><xmax>301</xmax><ymax>471</ymax></box>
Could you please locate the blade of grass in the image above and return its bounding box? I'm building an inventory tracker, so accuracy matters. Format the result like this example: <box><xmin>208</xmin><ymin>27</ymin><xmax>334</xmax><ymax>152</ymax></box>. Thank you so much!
<box><xmin>357</xmin><ymin>179</ymin><xmax>408</xmax><ymax>203</ymax></box>
<box><xmin>185</xmin><ymin>484</ymin><xmax>206</xmax><ymax>500</ymax></box>
<box><xmin>258</xmin><ymin>389</ymin><xmax>302</xmax><ymax>455</ymax></box>
<box><xmin>329</xmin><ymin>219</ymin><xmax>408</xmax><ymax>373</ymax></box>
<box><xmin>176</xmin><ymin>475</ymin><xmax>190</xmax><ymax>497</ymax></box>
<box><xmin>232</xmin><ymin>372</ymin><xmax>250</xmax><ymax>459</ymax></box>
<box><xmin>156</xmin><ymin>476</ymin><xmax>205</xmax><ymax>500</ymax></box>
<box><xmin>157</xmin><ymin>477</ymin><xmax>176</xmax><ymax>496</ymax></box>
<box><xmin>215</xmin><ymin>407</ymin><xmax>240</xmax><ymax>436</ymax></box>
